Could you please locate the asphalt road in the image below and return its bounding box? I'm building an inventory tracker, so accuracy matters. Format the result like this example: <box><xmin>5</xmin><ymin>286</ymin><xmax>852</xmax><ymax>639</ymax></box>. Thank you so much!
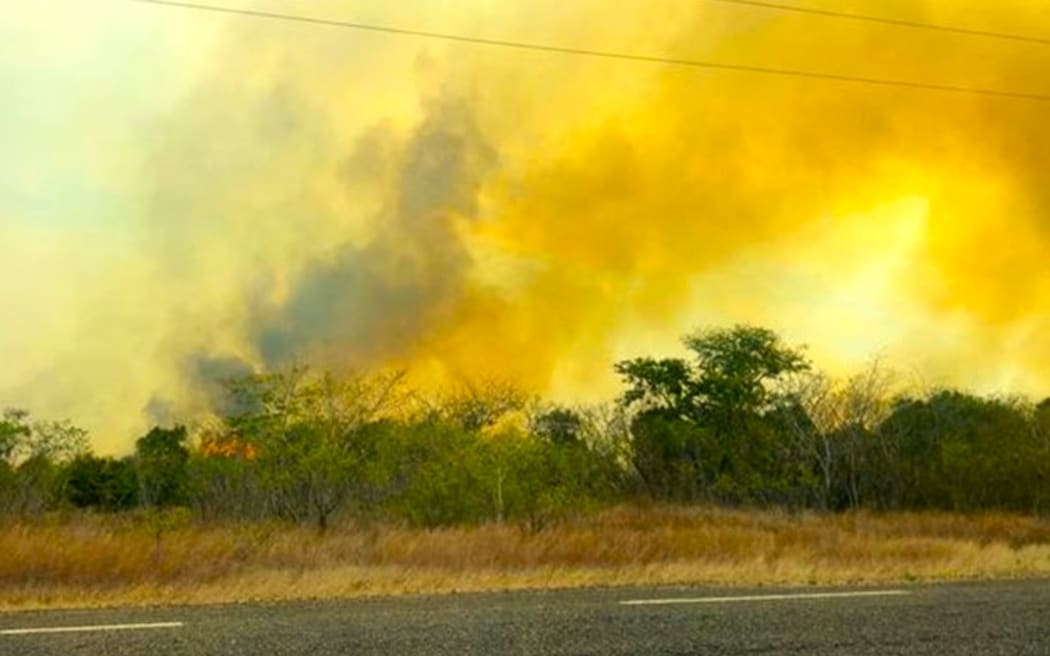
<box><xmin>1</xmin><ymin>580</ymin><xmax>1048</xmax><ymax>655</ymax></box>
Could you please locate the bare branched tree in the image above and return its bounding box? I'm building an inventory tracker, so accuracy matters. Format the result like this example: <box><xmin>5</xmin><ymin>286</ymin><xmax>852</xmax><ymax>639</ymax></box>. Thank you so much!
<box><xmin>779</xmin><ymin>360</ymin><xmax>899</xmax><ymax>509</ymax></box>
<box><xmin>436</xmin><ymin>377</ymin><xmax>530</xmax><ymax>432</ymax></box>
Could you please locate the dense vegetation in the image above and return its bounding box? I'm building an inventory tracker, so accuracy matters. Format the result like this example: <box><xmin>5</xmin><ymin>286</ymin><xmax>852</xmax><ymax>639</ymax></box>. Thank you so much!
<box><xmin>2</xmin><ymin>325</ymin><xmax>1048</xmax><ymax>529</ymax></box>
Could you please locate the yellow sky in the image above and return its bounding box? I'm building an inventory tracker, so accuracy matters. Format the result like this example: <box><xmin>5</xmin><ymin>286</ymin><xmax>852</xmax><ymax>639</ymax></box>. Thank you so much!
<box><xmin>3</xmin><ymin>0</ymin><xmax>1050</xmax><ymax>452</ymax></box>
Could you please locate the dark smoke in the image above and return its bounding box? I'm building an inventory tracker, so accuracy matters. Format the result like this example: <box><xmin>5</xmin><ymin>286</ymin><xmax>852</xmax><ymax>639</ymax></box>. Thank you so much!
<box><xmin>256</xmin><ymin>96</ymin><xmax>497</xmax><ymax>368</ymax></box>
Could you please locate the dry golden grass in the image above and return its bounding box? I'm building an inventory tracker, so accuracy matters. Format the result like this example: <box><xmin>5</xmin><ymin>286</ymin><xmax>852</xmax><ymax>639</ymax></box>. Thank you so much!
<box><xmin>3</xmin><ymin>505</ymin><xmax>1049</xmax><ymax>610</ymax></box>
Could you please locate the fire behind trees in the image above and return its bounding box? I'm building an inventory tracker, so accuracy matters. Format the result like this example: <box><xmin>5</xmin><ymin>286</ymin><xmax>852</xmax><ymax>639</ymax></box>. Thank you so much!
<box><xmin>3</xmin><ymin>325</ymin><xmax>1049</xmax><ymax>529</ymax></box>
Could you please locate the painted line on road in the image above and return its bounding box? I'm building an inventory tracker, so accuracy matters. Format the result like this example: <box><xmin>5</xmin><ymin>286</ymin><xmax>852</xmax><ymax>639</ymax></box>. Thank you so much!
<box><xmin>0</xmin><ymin>621</ymin><xmax>184</xmax><ymax>636</ymax></box>
<box><xmin>620</xmin><ymin>589</ymin><xmax>911</xmax><ymax>606</ymax></box>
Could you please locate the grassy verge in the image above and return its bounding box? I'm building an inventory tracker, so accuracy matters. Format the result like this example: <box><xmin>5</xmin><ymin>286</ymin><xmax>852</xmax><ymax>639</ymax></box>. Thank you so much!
<box><xmin>3</xmin><ymin>505</ymin><xmax>1049</xmax><ymax>610</ymax></box>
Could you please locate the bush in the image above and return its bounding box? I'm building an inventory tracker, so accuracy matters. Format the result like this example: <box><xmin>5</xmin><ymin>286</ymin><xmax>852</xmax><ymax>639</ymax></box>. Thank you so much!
<box><xmin>66</xmin><ymin>455</ymin><xmax>138</xmax><ymax>510</ymax></box>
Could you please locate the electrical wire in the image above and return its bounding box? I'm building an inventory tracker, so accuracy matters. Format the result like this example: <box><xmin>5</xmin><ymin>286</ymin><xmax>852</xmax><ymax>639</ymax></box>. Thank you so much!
<box><xmin>707</xmin><ymin>0</ymin><xmax>1050</xmax><ymax>46</ymax></box>
<box><xmin>130</xmin><ymin>0</ymin><xmax>1050</xmax><ymax>102</ymax></box>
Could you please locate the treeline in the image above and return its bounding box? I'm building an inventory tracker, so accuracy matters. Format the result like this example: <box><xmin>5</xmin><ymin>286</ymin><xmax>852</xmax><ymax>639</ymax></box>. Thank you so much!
<box><xmin>2</xmin><ymin>325</ymin><xmax>1049</xmax><ymax>528</ymax></box>
<box><xmin>0</xmin><ymin>373</ymin><xmax>625</xmax><ymax>530</ymax></box>
<box><xmin>617</xmin><ymin>329</ymin><xmax>1050</xmax><ymax>512</ymax></box>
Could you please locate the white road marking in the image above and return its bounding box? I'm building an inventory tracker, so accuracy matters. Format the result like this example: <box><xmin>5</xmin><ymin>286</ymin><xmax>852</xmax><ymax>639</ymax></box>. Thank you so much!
<box><xmin>0</xmin><ymin>621</ymin><xmax>184</xmax><ymax>636</ymax></box>
<box><xmin>620</xmin><ymin>589</ymin><xmax>911</xmax><ymax>605</ymax></box>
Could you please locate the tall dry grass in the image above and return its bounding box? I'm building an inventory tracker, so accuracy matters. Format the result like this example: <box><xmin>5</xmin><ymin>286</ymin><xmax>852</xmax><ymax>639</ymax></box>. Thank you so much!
<box><xmin>2</xmin><ymin>505</ymin><xmax>1049</xmax><ymax>609</ymax></box>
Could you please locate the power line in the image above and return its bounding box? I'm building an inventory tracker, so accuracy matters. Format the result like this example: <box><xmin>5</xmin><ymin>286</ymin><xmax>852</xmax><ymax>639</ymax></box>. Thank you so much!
<box><xmin>130</xmin><ymin>0</ymin><xmax>1050</xmax><ymax>102</ymax></box>
<box><xmin>707</xmin><ymin>0</ymin><xmax>1050</xmax><ymax>46</ymax></box>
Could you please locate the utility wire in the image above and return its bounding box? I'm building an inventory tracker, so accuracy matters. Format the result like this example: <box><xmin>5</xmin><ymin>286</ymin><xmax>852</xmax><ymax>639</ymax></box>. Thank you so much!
<box><xmin>130</xmin><ymin>0</ymin><xmax>1050</xmax><ymax>102</ymax></box>
<box><xmin>707</xmin><ymin>0</ymin><xmax>1050</xmax><ymax>46</ymax></box>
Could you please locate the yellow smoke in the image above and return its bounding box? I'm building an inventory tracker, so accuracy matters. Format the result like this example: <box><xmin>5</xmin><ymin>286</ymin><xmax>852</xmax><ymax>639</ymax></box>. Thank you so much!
<box><xmin>5</xmin><ymin>0</ymin><xmax>1050</xmax><ymax>451</ymax></box>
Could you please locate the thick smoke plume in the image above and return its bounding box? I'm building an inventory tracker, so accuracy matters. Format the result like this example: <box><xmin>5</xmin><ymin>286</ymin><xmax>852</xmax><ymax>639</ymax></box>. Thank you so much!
<box><xmin>256</xmin><ymin>97</ymin><xmax>497</xmax><ymax>368</ymax></box>
<box><xmin>3</xmin><ymin>0</ymin><xmax>1050</xmax><ymax>451</ymax></box>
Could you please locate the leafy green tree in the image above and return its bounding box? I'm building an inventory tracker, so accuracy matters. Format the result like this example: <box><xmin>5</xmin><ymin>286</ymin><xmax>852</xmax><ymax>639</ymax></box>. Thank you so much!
<box><xmin>29</xmin><ymin>419</ymin><xmax>89</xmax><ymax>462</ymax></box>
<box><xmin>186</xmin><ymin>431</ymin><xmax>265</xmax><ymax>520</ymax></box>
<box><xmin>223</xmin><ymin>367</ymin><xmax>405</xmax><ymax>530</ymax></box>
<box><xmin>0</xmin><ymin>409</ymin><xmax>31</xmax><ymax>464</ymax></box>
<box><xmin>135</xmin><ymin>426</ymin><xmax>190</xmax><ymax>508</ymax></box>
<box><xmin>615</xmin><ymin>359</ymin><xmax>696</xmax><ymax>420</ymax></box>
<box><xmin>685</xmin><ymin>326</ymin><xmax>810</xmax><ymax>417</ymax></box>
<box><xmin>0</xmin><ymin>412</ymin><xmax>89</xmax><ymax>515</ymax></box>
<box><xmin>617</xmin><ymin>326</ymin><xmax>809</xmax><ymax>423</ymax></box>
<box><xmin>530</xmin><ymin>406</ymin><xmax>583</xmax><ymax>445</ymax></box>
<box><xmin>381</xmin><ymin>421</ymin><xmax>491</xmax><ymax>527</ymax></box>
<box><xmin>11</xmin><ymin>455</ymin><xmax>62</xmax><ymax>514</ymax></box>
<box><xmin>1034</xmin><ymin>398</ymin><xmax>1050</xmax><ymax>436</ymax></box>
<box><xmin>616</xmin><ymin>325</ymin><xmax>810</xmax><ymax>502</ymax></box>
<box><xmin>627</xmin><ymin>413</ymin><xmax>712</xmax><ymax>501</ymax></box>
<box><xmin>66</xmin><ymin>455</ymin><xmax>138</xmax><ymax>510</ymax></box>
<box><xmin>876</xmin><ymin>391</ymin><xmax>1040</xmax><ymax>511</ymax></box>
<box><xmin>0</xmin><ymin>409</ymin><xmax>30</xmax><ymax>511</ymax></box>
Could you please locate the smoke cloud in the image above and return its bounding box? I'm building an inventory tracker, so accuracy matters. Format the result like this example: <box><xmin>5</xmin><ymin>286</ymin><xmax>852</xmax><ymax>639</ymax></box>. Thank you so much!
<box><xmin>3</xmin><ymin>0</ymin><xmax>1050</xmax><ymax>451</ymax></box>
<box><xmin>255</xmin><ymin>96</ymin><xmax>497</xmax><ymax>368</ymax></box>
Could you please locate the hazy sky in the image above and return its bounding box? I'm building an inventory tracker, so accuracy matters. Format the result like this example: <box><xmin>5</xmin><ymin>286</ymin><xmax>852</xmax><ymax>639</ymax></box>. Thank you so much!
<box><xmin>3</xmin><ymin>1</ymin><xmax>1050</xmax><ymax>452</ymax></box>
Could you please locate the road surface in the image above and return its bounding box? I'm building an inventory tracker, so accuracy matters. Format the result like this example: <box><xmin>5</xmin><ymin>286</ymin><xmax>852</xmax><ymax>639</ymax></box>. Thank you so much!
<box><xmin>2</xmin><ymin>580</ymin><xmax>1048</xmax><ymax>654</ymax></box>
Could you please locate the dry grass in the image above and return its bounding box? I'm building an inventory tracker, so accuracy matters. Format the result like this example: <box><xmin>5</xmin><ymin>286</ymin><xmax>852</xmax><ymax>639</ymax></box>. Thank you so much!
<box><xmin>3</xmin><ymin>505</ymin><xmax>1049</xmax><ymax>610</ymax></box>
